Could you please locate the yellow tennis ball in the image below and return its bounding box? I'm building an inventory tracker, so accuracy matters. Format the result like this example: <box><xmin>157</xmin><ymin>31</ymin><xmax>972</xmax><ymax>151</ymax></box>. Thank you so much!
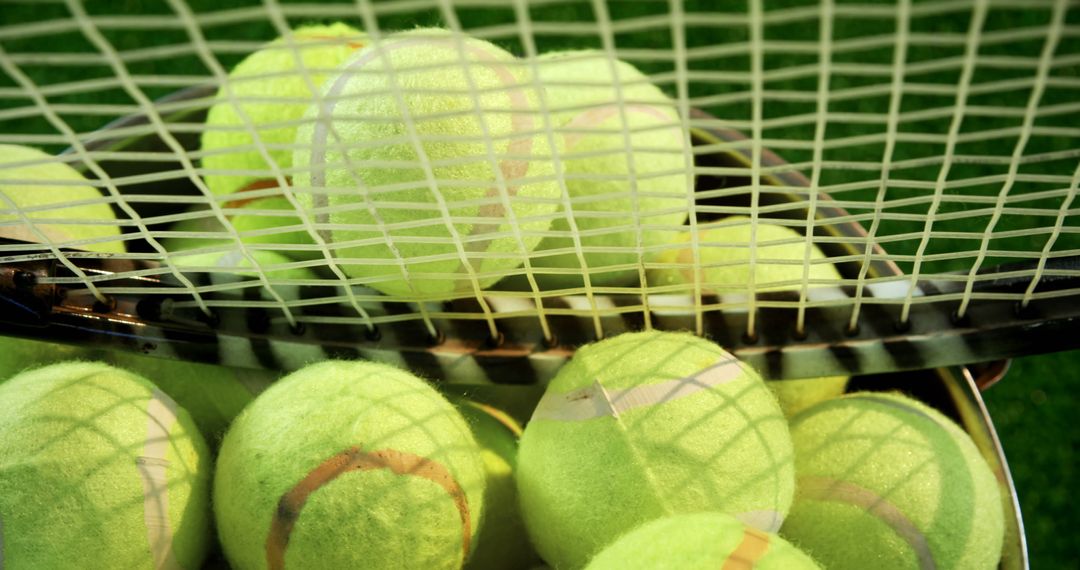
<box><xmin>517</xmin><ymin>331</ymin><xmax>795</xmax><ymax>570</ymax></box>
<box><xmin>292</xmin><ymin>28</ymin><xmax>562</xmax><ymax>298</ymax></box>
<box><xmin>455</xmin><ymin>400</ymin><xmax>541</xmax><ymax>570</ymax></box>
<box><xmin>649</xmin><ymin>215</ymin><xmax>848</xmax><ymax>414</ymax></box>
<box><xmin>585</xmin><ymin>512</ymin><xmax>821</xmax><ymax>570</ymax></box>
<box><xmin>526</xmin><ymin>50</ymin><xmax>691</xmax><ymax>289</ymax></box>
<box><xmin>650</xmin><ymin>215</ymin><xmax>843</xmax><ymax>292</ymax></box>
<box><xmin>167</xmin><ymin>245</ymin><xmax>316</xmax><ymax>281</ymax></box>
<box><xmin>0</xmin><ymin>144</ymin><xmax>125</xmax><ymax>253</ymax></box>
<box><xmin>161</xmin><ymin>194</ymin><xmax>317</xmax><ymax>260</ymax></box>
<box><xmin>214</xmin><ymin>360</ymin><xmax>488</xmax><ymax>570</ymax></box>
<box><xmin>0</xmin><ymin>361</ymin><xmax>212</xmax><ymax>569</ymax></box>
<box><xmin>768</xmin><ymin>376</ymin><xmax>848</xmax><ymax>417</ymax></box>
<box><xmin>781</xmin><ymin>392</ymin><xmax>1005</xmax><ymax>570</ymax></box>
<box><xmin>201</xmin><ymin>23</ymin><xmax>366</xmax><ymax>196</ymax></box>
<box><xmin>0</xmin><ymin>336</ymin><xmax>273</xmax><ymax>445</ymax></box>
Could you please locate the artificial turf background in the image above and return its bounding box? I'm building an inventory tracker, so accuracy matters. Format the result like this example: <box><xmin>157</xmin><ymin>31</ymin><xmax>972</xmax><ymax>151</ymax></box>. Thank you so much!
<box><xmin>1</xmin><ymin>0</ymin><xmax>1077</xmax><ymax>567</ymax></box>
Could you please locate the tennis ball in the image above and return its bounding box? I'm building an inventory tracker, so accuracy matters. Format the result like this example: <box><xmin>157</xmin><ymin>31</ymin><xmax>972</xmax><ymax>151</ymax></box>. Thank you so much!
<box><xmin>769</xmin><ymin>376</ymin><xmax>848</xmax><ymax>417</ymax></box>
<box><xmin>649</xmin><ymin>216</ymin><xmax>843</xmax><ymax>292</ymax></box>
<box><xmin>780</xmin><ymin>392</ymin><xmax>1005</xmax><ymax>570</ymax></box>
<box><xmin>0</xmin><ymin>335</ymin><xmax>273</xmax><ymax>444</ymax></box>
<box><xmin>455</xmin><ymin>400</ymin><xmax>540</xmax><ymax>570</ymax></box>
<box><xmin>585</xmin><ymin>512</ymin><xmax>821</xmax><ymax>570</ymax></box>
<box><xmin>0</xmin><ymin>334</ymin><xmax>90</xmax><ymax>381</ymax></box>
<box><xmin>111</xmin><ymin>351</ymin><xmax>275</xmax><ymax>445</ymax></box>
<box><xmin>0</xmin><ymin>144</ymin><xmax>125</xmax><ymax>253</ymax></box>
<box><xmin>0</xmin><ymin>361</ymin><xmax>212</xmax><ymax>569</ymax></box>
<box><xmin>214</xmin><ymin>360</ymin><xmax>487</xmax><ymax>570</ymax></box>
<box><xmin>517</xmin><ymin>330</ymin><xmax>794</xmax><ymax>570</ymax></box>
<box><xmin>292</xmin><ymin>27</ymin><xmax>562</xmax><ymax>298</ymax></box>
<box><xmin>169</xmin><ymin>245</ymin><xmax>316</xmax><ymax>281</ymax></box>
<box><xmin>162</xmin><ymin>195</ymin><xmax>317</xmax><ymax>259</ymax></box>
<box><xmin>525</xmin><ymin>50</ymin><xmax>690</xmax><ymax>289</ymax></box>
<box><xmin>650</xmin><ymin>216</ymin><xmax>849</xmax><ymax>414</ymax></box>
<box><xmin>202</xmin><ymin>23</ymin><xmax>366</xmax><ymax>196</ymax></box>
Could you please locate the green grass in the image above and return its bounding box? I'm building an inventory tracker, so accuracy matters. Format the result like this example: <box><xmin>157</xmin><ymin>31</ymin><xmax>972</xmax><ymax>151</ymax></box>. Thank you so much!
<box><xmin>1</xmin><ymin>0</ymin><xmax>1077</xmax><ymax>567</ymax></box>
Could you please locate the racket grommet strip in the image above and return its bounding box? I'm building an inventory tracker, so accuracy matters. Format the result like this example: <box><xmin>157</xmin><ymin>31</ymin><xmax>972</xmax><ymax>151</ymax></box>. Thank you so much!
<box><xmin>484</xmin><ymin>331</ymin><xmax>505</xmax><ymax>349</ymax></box>
<box><xmin>364</xmin><ymin>326</ymin><xmax>382</xmax><ymax>342</ymax></box>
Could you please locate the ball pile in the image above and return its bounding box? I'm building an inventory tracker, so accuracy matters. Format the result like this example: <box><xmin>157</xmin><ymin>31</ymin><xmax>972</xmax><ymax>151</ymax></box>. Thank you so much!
<box><xmin>0</xmin><ymin>332</ymin><xmax>1008</xmax><ymax>569</ymax></box>
<box><xmin>0</xmin><ymin>20</ymin><xmax>1008</xmax><ymax>570</ymax></box>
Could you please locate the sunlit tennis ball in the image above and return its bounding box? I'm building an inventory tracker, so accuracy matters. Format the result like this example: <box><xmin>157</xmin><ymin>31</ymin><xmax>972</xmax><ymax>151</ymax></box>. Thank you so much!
<box><xmin>780</xmin><ymin>392</ymin><xmax>1005</xmax><ymax>570</ymax></box>
<box><xmin>0</xmin><ymin>361</ymin><xmax>212</xmax><ymax>569</ymax></box>
<box><xmin>292</xmin><ymin>28</ymin><xmax>561</xmax><ymax>298</ymax></box>
<box><xmin>517</xmin><ymin>331</ymin><xmax>794</xmax><ymax>570</ymax></box>
<box><xmin>0</xmin><ymin>144</ymin><xmax>125</xmax><ymax>253</ymax></box>
<box><xmin>202</xmin><ymin>22</ymin><xmax>366</xmax><ymax>196</ymax></box>
<box><xmin>214</xmin><ymin>360</ymin><xmax>487</xmax><ymax>570</ymax></box>
<box><xmin>526</xmin><ymin>50</ymin><xmax>691</xmax><ymax>289</ymax></box>
<box><xmin>585</xmin><ymin>512</ymin><xmax>821</xmax><ymax>570</ymax></box>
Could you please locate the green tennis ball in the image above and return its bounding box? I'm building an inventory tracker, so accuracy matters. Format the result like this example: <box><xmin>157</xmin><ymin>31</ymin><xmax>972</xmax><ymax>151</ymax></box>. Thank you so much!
<box><xmin>162</xmin><ymin>195</ymin><xmax>317</xmax><ymax>259</ymax></box>
<box><xmin>0</xmin><ymin>144</ymin><xmax>125</xmax><ymax>253</ymax></box>
<box><xmin>0</xmin><ymin>335</ymin><xmax>273</xmax><ymax>444</ymax></box>
<box><xmin>293</xmin><ymin>27</ymin><xmax>562</xmax><ymax>298</ymax></box>
<box><xmin>169</xmin><ymin>245</ymin><xmax>317</xmax><ymax>281</ymax></box>
<box><xmin>111</xmin><ymin>351</ymin><xmax>275</xmax><ymax>445</ymax></box>
<box><xmin>517</xmin><ymin>331</ymin><xmax>795</xmax><ymax>570</ymax></box>
<box><xmin>214</xmin><ymin>360</ymin><xmax>488</xmax><ymax>570</ymax></box>
<box><xmin>521</xmin><ymin>50</ymin><xmax>690</xmax><ymax>289</ymax></box>
<box><xmin>768</xmin><ymin>375</ymin><xmax>848</xmax><ymax>417</ymax></box>
<box><xmin>0</xmin><ymin>361</ymin><xmax>212</xmax><ymax>569</ymax></box>
<box><xmin>649</xmin><ymin>215</ymin><xmax>843</xmax><ymax>292</ymax></box>
<box><xmin>0</xmin><ymin>334</ymin><xmax>91</xmax><ymax>381</ymax></box>
<box><xmin>456</xmin><ymin>400</ymin><xmax>540</xmax><ymax>570</ymax></box>
<box><xmin>585</xmin><ymin>512</ymin><xmax>821</xmax><ymax>570</ymax></box>
<box><xmin>202</xmin><ymin>23</ymin><xmax>366</xmax><ymax>196</ymax></box>
<box><xmin>650</xmin><ymin>216</ymin><xmax>849</xmax><ymax>414</ymax></box>
<box><xmin>780</xmin><ymin>392</ymin><xmax>1005</xmax><ymax>570</ymax></box>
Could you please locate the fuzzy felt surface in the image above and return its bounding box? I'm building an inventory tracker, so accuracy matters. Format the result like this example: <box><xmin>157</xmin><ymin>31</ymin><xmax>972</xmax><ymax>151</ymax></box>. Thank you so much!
<box><xmin>584</xmin><ymin>512</ymin><xmax>821</xmax><ymax>570</ymax></box>
<box><xmin>213</xmin><ymin>359</ymin><xmax>487</xmax><ymax>570</ymax></box>
<box><xmin>780</xmin><ymin>392</ymin><xmax>1005</xmax><ymax>570</ymax></box>
<box><xmin>517</xmin><ymin>331</ymin><xmax>794</xmax><ymax>570</ymax></box>
<box><xmin>0</xmin><ymin>361</ymin><xmax>212</xmax><ymax>569</ymax></box>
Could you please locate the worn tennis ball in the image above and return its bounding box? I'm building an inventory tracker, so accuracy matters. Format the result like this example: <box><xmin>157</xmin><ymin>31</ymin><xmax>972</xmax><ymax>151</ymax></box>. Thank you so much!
<box><xmin>517</xmin><ymin>331</ymin><xmax>794</xmax><ymax>570</ymax></box>
<box><xmin>0</xmin><ymin>335</ymin><xmax>273</xmax><ymax>444</ymax></box>
<box><xmin>292</xmin><ymin>27</ymin><xmax>561</xmax><ymax>298</ymax></box>
<box><xmin>201</xmin><ymin>23</ymin><xmax>366</xmax><ymax>196</ymax></box>
<box><xmin>780</xmin><ymin>392</ymin><xmax>1005</xmax><ymax>570</ymax></box>
<box><xmin>0</xmin><ymin>361</ymin><xmax>212</xmax><ymax>569</ymax></box>
<box><xmin>524</xmin><ymin>50</ymin><xmax>690</xmax><ymax>289</ymax></box>
<box><xmin>0</xmin><ymin>144</ymin><xmax>125</xmax><ymax>253</ymax></box>
<box><xmin>214</xmin><ymin>360</ymin><xmax>487</xmax><ymax>570</ymax></box>
<box><xmin>650</xmin><ymin>216</ymin><xmax>849</xmax><ymax>414</ymax></box>
<box><xmin>585</xmin><ymin>512</ymin><xmax>821</xmax><ymax>570</ymax></box>
<box><xmin>455</xmin><ymin>400</ymin><xmax>540</xmax><ymax>570</ymax></box>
